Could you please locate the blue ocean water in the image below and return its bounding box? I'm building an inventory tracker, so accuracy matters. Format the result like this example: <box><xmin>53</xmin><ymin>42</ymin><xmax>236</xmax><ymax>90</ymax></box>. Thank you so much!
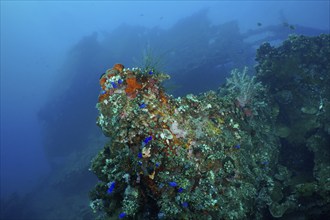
<box><xmin>1</xmin><ymin>1</ymin><xmax>329</xmax><ymax>219</ymax></box>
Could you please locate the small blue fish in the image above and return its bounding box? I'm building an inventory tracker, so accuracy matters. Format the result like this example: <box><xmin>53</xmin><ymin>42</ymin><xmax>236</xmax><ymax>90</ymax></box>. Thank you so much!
<box><xmin>182</xmin><ymin>202</ymin><xmax>189</xmax><ymax>208</ymax></box>
<box><xmin>178</xmin><ymin>187</ymin><xmax>184</xmax><ymax>193</ymax></box>
<box><xmin>118</xmin><ymin>79</ymin><xmax>123</xmax><ymax>84</ymax></box>
<box><xmin>100</xmin><ymin>90</ymin><xmax>106</xmax><ymax>95</ymax></box>
<box><xmin>119</xmin><ymin>212</ymin><xmax>126</xmax><ymax>218</ymax></box>
<box><xmin>233</xmin><ymin>144</ymin><xmax>241</xmax><ymax>149</ymax></box>
<box><xmin>155</xmin><ymin>162</ymin><xmax>160</xmax><ymax>167</ymax></box>
<box><xmin>138</xmin><ymin>152</ymin><xmax>143</xmax><ymax>158</ymax></box>
<box><xmin>107</xmin><ymin>181</ymin><xmax>115</xmax><ymax>194</ymax></box>
<box><xmin>139</xmin><ymin>103</ymin><xmax>147</xmax><ymax>108</ymax></box>
<box><xmin>149</xmin><ymin>70</ymin><xmax>153</xmax><ymax>75</ymax></box>
<box><xmin>143</xmin><ymin>136</ymin><xmax>152</xmax><ymax>144</ymax></box>
<box><xmin>111</xmin><ymin>82</ymin><xmax>118</xmax><ymax>88</ymax></box>
<box><xmin>169</xmin><ymin>181</ymin><xmax>178</xmax><ymax>187</ymax></box>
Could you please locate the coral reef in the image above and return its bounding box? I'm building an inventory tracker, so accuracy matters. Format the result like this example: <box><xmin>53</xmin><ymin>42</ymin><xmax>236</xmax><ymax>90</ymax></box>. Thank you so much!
<box><xmin>256</xmin><ymin>34</ymin><xmax>330</xmax><ymax>219</ymax></box>
<box><xmin>90</xmin><ymin>64</ymin><xmax>279</xmax><ymax>219</ymax></box>
<box><xmin>90</xmin><ymin>34</ymin><xmax>330</xmax><ymax>219</ymax></box>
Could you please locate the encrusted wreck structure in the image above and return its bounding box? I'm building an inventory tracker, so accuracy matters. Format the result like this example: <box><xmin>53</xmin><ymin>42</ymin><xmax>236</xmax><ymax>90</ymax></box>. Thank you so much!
<box><xmin>90</xmin><ymin>63</ymin><xmax>276</xmax><ymax>219</ymax></box>
<box><xmin>90</xmin><ymin>34</ymin><xmax>330</xmax><ymax>219</ymax></box>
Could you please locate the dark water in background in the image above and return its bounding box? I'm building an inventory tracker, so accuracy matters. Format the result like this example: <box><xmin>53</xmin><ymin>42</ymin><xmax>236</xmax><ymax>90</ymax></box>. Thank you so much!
<box><xmin>1</xmin><ymin>1</ymin><xmax>329</xmax><ymax>219</ymax></box>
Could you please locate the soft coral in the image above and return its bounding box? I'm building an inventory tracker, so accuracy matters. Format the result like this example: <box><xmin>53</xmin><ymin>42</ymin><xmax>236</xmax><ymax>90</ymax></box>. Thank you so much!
<box><xmin>125</xmin><ymin>77</ymin><xmax>142</xmax><ymax>98</ymax></box>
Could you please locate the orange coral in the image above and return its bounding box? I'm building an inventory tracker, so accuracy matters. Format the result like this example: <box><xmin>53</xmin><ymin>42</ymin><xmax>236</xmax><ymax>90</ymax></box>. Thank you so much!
<box><xmin>98</xmin><ymin>93</ymin><xmax>108</xmax><ymax>102</ymax></box>
<box><xmin>125</xmin><ymin>77</ymin><xmax>142</xmax><ymax>97</ymax></box>
<box><xmin>159</xmin><ymin>90</ymin><xmax>167</xmax><ymax>104</ymax></box>
<box><xmin>100</xmin><ymin>77</ymin><xmax>107</xmax><ymax>86</ymax></box>
<box><xmin>113</xmin><ymin>63</ymin><xmax>124</xmax><ymax>72</ymax></box>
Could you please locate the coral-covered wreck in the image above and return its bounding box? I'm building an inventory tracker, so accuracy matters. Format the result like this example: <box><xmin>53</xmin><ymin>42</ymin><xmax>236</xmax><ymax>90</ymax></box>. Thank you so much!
<box><xmin>90</xmin><ymin>34</ymin><xmax>330</xmax><ymax>219</ymax></box>
<box><xmin>90</xmin><ymin>63</ymin><xmax>278</xmax><ymax>219</ymax></box>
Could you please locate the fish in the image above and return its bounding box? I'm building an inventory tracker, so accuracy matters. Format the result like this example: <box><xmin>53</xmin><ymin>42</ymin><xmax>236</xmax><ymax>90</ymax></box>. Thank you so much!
<box><xmin>139</xmin><ymin>103</ymin><xmax>147</xmax><ymax>108</ymax></box>
<box><xmin>111</xmin><ymin>82</ymin><xmax>118</xmax><ymax>88</ymax></box>
<box><xmin>169</xmin><ymin>181</ymin><xmax>178</xmax><ymax>187</ymax></box>
<box><xmin>119</xmin><ymin>212</ymin><xmax>126</xmax><ymax>218</ymax></box>
<box><xmin>182</xmin><ymin>202</ymin><xmax>189</xmax><ymax>208</ymax></box>
<box><xmin>233</xmin><ymin>144</ymin><xmax>241</xmax><ymax>149</ymax></box>
<box><xmin>143</xmin><ymin>136</ymin><xmax>152</xmax><ymax>144</ymax></box>
<box><xmin>107</xmin><ymin>181</ymin><xmax>115</xmax><ymax>194</ymax></box>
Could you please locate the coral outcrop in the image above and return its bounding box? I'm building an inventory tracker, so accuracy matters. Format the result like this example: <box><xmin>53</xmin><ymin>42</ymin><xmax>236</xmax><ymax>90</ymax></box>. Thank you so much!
<box><xmin>90</xmin><ymin>34</ymin><xmax>330</xmax><ymax>219</ymax></box>
<box><xmin>90</xmin><ymin>64</ymin><xmax>278</xmax><ymax>219</ymax></box>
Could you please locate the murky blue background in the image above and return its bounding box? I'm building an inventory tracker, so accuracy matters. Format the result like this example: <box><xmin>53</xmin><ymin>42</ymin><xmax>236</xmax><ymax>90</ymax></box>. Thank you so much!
<box><xmin>1</xmin><ymin>1</ymin><xmax>329</xmax><ymax>219</ymax></box>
